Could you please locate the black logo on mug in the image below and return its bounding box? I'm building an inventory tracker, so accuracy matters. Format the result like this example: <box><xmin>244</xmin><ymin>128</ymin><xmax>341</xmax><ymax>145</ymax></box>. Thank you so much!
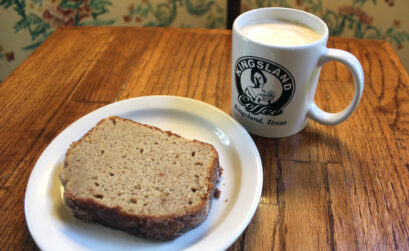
<box><xmin>235</xmin><ymin>56</ymin><xmax>295</xmax><ymax>116</ymax></box>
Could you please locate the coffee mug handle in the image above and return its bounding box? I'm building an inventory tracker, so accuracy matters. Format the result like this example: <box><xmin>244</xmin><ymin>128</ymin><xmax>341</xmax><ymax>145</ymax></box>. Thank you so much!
<box><xmin>307</xmin><ymin>48</ymin><xmax>364</xmax><ymax>125</ymax></box>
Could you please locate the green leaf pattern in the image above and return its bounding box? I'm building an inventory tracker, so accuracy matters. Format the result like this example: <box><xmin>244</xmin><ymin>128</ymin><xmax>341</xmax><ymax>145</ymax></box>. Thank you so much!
<box><xmin>123</xmin><ymin>0</ymin><xmax>224</xmax><ymax>28</ymax></box>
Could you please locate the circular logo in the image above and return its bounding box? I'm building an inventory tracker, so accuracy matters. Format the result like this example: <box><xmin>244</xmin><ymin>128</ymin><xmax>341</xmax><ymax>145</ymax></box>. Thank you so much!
<box><xmin>235</xmin><ymin>56</ymin><xmax>295</xmax><ymax>116</ymax></box>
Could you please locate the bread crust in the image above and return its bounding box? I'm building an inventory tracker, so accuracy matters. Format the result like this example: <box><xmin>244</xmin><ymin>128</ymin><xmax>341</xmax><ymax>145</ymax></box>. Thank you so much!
<box><xmin>61</xmin><ymin>116</ymin><xmax>220</xmax><ymax>241</ymax></box>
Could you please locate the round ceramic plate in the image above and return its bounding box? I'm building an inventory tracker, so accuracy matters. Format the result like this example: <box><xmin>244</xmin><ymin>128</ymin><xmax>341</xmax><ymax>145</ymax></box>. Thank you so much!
<box><xmin>25</xmin><ymin>96</ymin><xmax>263</xmax><ymax>251</ymax></box>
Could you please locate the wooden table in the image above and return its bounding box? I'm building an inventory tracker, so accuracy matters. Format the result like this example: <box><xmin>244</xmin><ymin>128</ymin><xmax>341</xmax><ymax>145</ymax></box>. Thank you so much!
<box><xmin>1</xmin><ymin>26</ymin><xmax>408</xmax><ymax>250</ymax></box>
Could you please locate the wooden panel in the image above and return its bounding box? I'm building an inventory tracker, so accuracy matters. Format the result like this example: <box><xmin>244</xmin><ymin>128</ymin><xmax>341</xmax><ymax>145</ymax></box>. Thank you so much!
<box><xmin>228</xmin><ymin>204</ymin><xmax>279</xmax><ymax>251</ymax></box>
<box><xmin>370</xmin><ymin>42</ymin><xmax>409</xmax><ymax>166</ymax></box>
<box><xmin>0</xmin><ymin>101</ymin><xmax>104</xmax><ymax>250</ymax></box>
<box><xmin>0</xmin><ymin>27</ymin><xmax>111</xmax><ymax>171</ymax></box>
<box><xmin>320</xmin><ymin>38</ymin><xmax>354</xmax><ymax>82</ymax></box>
<box><xmin>242</xmin><ymin>204</ymin><xmax>279</xmax><ymax>251</ymax></box>
<box><xmin>277</xmin><ymin>79</ymin><xmax>343</xmax><ymax>163</ymax></box>
<box><xmin>277</xmin><ymin>160</ymin><xmax>331</xmax><ymax>250</ymax></box>
<box><xmin>253</xmin><ymin>136</ymin><xmax>277</xmax><ymax>204</ymax></box>
<box><xmin>119</xmin><ymin>29</ymin><xmax>232</xmax><ymax>111</ymax></box>
<box><xmin>328</xmin><ymin>64</ymin><xmax>409</xmax><ymax>249</ymax></box>
<box><xmin>336</xmin><ymin>131</ymin><xmax>409</xmax><ymax>246</ymax></box>
<box><xmin>326</xmin><ymin>163</ymin><xmax>359</xmax><ymax>251</ymax></box>
<box><xmin>71</xmin><ymin>28</ymin><xmax>163</xmax><ymax>103</ymax></box>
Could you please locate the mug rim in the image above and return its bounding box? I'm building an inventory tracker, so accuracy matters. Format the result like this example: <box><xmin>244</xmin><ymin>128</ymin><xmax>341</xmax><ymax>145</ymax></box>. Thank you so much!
<box><xmin>233</xmin><ymin>7</ymin><xmax>329</xmax><ymax>49</ymax></box>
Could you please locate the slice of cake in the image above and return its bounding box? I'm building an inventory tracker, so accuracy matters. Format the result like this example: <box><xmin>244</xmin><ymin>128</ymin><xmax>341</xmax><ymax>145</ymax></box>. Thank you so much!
<box><xmin>59</xmin><ymin>116</ymin><xmax>220</xmax><ymax>240</ymax></box>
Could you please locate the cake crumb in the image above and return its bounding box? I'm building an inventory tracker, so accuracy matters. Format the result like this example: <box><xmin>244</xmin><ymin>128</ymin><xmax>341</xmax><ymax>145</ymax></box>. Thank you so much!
<box><xmin>214</xmin><ymin>188</ymin><xmax>221</xmax><ymax>199</ymax></box>
<box><xmin>219</xmin><ymin>167</ymin><xmax>224</xmax><ymax>176</ymax></box>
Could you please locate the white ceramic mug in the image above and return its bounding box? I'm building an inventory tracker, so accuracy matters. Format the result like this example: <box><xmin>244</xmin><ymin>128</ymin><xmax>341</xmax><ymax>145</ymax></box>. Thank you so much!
<box><xmin>231</xmin><ymin>7</ymin><xmax>364</xmax><ymax>138</ymax></box>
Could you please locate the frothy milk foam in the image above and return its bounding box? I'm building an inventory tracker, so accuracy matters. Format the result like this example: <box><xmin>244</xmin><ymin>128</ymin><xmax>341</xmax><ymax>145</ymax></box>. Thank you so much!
<box><xmin>241</xmin><ymin>19</ymin><xmax>321</xmax><ymax>46</ymax></box>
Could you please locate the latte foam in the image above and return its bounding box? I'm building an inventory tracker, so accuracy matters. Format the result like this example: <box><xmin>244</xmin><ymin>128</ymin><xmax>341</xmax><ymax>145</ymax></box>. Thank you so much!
<box><xmin>241</xmin><ymin>19</ymin><xmax>322</xmax><ymax>46</ymax></box>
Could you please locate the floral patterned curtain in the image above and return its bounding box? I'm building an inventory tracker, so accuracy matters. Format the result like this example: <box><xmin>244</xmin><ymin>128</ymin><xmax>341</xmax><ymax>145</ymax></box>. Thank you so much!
<box><xmin>0</xmin><ymin>0</ymin><xmax>226</xmax><ymax>81</ymax></box>
<box><xmin>0</xmin><ymin>0</ymin><xmax>408</xmax><ymax>81</ymax></box>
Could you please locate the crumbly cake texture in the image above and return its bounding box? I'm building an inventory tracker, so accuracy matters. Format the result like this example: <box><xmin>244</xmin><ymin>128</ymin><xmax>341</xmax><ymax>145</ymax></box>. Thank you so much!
<box><xmin>59</xmin><ymin>116</ymin><xmax>220</xmax><ymax>241</ymax></box>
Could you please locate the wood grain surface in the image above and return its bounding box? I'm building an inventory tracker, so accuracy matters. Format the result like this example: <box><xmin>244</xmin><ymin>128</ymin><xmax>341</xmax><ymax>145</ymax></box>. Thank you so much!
<box><xmin>0</xmin><ymin>26</ymin><xmax>408</xmax><ymax>250</ymax></box>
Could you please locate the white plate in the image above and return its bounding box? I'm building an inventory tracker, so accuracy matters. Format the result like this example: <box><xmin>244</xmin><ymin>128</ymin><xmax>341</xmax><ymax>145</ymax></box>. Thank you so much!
<box><xmin>25</xmin><ymin>96</ymin><xmax>263</xmax><ymax>251</ymax></box>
